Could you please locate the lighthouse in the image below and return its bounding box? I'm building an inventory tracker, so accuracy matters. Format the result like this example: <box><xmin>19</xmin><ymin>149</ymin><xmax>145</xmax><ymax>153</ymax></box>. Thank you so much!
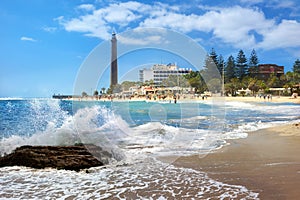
<box><xmin>110</xmin><ymin>32</ymin><xmax>118</xmax><ymax>87</ymax></box>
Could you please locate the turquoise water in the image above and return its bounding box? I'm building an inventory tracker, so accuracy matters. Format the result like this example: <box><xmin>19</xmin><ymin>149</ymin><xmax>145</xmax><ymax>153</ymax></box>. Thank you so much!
<box><xmin>0</xmin><ymin>98</ymin><xmax>299</xmax><ymax>156</ymax></box>
<box><xmin>0</xmin><ymin>98</ymin><xmax>299</xmax><ymax>199</ymax></box>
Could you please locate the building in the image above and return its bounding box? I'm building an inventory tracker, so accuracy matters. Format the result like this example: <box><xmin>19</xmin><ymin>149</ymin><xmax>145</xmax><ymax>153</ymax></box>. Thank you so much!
<box><xmin>139</xmin><ymin>68</ymin><xmax>153</xmax><ymax>83</ymax></box>
<box><xmin>254</xmin><ymin>64</ymin><xmax>284</xmax><ymax>80</ymax></box>
<box><xmin>110</xmin><ymin>32</ymin><xmax>118</xmax><ymax>86</ymax></box>
<box><xmin>139</xmin><ymin>63</ymin><xmax>192</xmax><ymax>85</ymax></box>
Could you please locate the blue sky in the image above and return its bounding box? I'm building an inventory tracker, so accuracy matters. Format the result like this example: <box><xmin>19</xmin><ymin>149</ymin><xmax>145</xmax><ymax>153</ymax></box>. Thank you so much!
<box><xmin>1</xmin><ymin>0</ymin><xmax>300</xmax><ymax>97</ymax></box>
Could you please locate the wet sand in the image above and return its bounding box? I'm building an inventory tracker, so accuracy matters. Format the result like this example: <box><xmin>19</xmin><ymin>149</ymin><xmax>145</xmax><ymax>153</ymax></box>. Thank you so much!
<box><xmin>173</xmin><ymin>123</ymin><xmax>300</xmax><ymax>199</ymax></box>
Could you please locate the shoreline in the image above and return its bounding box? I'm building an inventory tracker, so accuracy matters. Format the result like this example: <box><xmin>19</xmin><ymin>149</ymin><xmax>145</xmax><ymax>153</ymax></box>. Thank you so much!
<box><xmin>54</xmin><ymin>95</ymin><xmax>300</xmax><ymax>104</ymax></box>
<box><xmin>172</xmin><ymin>122</ymin><xmax>300</xmax><ymax>199</ymax></box>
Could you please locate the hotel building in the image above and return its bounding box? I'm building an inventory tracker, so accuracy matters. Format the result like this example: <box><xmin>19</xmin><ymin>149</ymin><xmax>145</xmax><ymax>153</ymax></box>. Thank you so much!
<box><xmin>139</xmin><ymin>64</ymin><xmax>192</xmax><ymax>85</ymax></box>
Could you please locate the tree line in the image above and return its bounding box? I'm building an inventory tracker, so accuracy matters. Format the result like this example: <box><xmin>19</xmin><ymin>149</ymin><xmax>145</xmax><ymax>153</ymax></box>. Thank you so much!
<box><xmin>88</xmin><ymin>49</ymin><xmax>300</xmax><ymax>96</ymax></box>
<box><xmin>203</xmin><ymin>48</ymin><xmax>300</xmax><ymax>95</ymax></box>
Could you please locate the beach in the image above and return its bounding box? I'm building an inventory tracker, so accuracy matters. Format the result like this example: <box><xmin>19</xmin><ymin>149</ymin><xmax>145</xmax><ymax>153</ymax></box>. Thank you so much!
<box><xmin>59</xmin><ymin>95</ymin><xmax>300</xmax><ymax>105</ymax></box>
<box><xmin>1</xmin><ymin>98</ymin><xmax>300</xmax><ymax>199</ymax></box>
<box><xmin>172</xmin><ymin>123</ymin><xmax>300</xmax><ymax>199</ymax></box>
<box><xmin>224</xmin><ymin>96</ymin><xmax>300</xmax><ymax>104</ymax></box>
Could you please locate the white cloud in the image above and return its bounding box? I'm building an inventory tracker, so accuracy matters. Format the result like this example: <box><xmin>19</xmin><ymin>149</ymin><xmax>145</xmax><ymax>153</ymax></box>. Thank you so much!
<box><xmin>258</xmin><ymin>20</ymin><xmax>300</xmax><ymax>49</ymax></box>
<box><xmin>77</xmin><ymin>4</ymin><xmax>95</xmax><ymax>11</ymax></box>
<box><xmin>118</xmin><ymin>28</ymin><xmax>168</xmax><ymax>45</ymax></box>
<box><xmin>20</xmin><ymin>36</ymin><xmax>37</xmax><ymax>42</ymax></box>
<box><xmin>140</xmin><ymin>6</ymin><xmax>275</xmax><ymax>48</ymax></box>
<box><xmin>118</xmin><ymin>35</ymin><xmax>162</xmax><ymax>45</ymax></box>
<box><xmin>42</xmin><ymin>26</ymin><xmax>57</xmax><ymax>33</ymax></box>
<box><xmin>101</xmin><ymin>4</ymin><xmax>141</xmax><ymax>24</ymax></box>
<box><xmin>58</xmin><ymin>9</ymin><xmax>110</xmax><ymax>39</ymax></box>
<box><xmin>54</xmin><ymin>16</ymin><xmax>64</xmax><ymax>22</ymax></box>
<box><xmin>58</xmin><ymin>2</ymin><xmax>150</xmax><ymax>39</ymax></box>
<box><xmin>58</xmin><ymin>1</ymin><xmax>300</xmax><ymax>50</ymax></box>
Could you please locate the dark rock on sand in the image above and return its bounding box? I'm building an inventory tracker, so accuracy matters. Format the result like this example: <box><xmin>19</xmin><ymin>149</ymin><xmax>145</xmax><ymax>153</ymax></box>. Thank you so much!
<box><xmin>0</xmin><ymin>144</ymin><xmax>112</xmax><ymax>171</ymax></box>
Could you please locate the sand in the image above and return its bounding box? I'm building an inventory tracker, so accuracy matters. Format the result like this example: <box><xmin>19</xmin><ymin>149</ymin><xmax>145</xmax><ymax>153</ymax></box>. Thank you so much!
<box><xmin>172</xmin><ymin>123</ymin><xmax>300</xmax><ymax>199</ymax></box>
<box><xmin>224</xmin><ymin>96</ymin><xmax>300</xmax><ymax>104</ymax></box>
<box><xmin>62</xmin><ymin>95</ymin><xmax>300</xmax><ymax>104</ymax></box>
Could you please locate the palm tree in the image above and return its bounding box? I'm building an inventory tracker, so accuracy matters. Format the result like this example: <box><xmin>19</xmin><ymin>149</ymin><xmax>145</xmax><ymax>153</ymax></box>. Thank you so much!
<box><xmin>101</xmin><ymin>87</ymin><xmax>106</xmax><ymax>94</ymax></box>
<box><xmin>257</xmin><ymin>80</ymin><xmax>267</xmax><ymax>93</ymax></box>
<box><xmin>225</xmin><ymin>78</ymin><xmax>240</xmax><ymax>96</ymax></box>
<box><xmin>248</xmin><ymin>78</ymin><xmax>259</xmax><ymax>96</ymax></box>
<box><xmin>93</xmin><ymin>90</ymin><xmax>99</xmax><ymax>96</ymax></box>
<box><xmin>82</xmin><ymin>91</ymin><xmax>88</xmax><ymax>97</ymax></box>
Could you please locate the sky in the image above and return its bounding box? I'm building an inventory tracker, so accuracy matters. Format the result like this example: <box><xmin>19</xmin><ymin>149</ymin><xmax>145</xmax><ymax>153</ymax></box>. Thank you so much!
<box><xmin>1</xmin><ymin>0</ymin><xmax>300</xmax><ymax>97</ymax></box>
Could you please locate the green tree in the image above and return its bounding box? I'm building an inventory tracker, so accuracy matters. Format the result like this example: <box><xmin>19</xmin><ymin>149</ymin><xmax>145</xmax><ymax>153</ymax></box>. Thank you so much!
<box><xmin>225</xmin><ymin>78</ymin><xmax>240</xmax><ymax>96</ymax></box>
<box><xmin>257</xmin><ymin>80</ymin><xmax>267</xmax><ymax>92</ymax></box>
<box><xmin>248</xmin><ymin>49</ymin><xmax>259</xmax><ymax>76</ymax></box>
<box><xmin>113</xmin><ymin>84</ymin><xmax>122</xmax><ymax>93</ymax></box>
<box><xmin>121</xmin><ymin>81</ymin><xmax>137</xmax><ymax>91</ymax></box>
<box><xmin>107</xmin><ymin>84</ymin><xmax>122</xmax><ymax>94</ymax></box>
<box><xmin>283</xmin><ymin>82</ymin><xmax>294</xmax><ymax>94</ymax></box>
<box><xmin>209</xmin><ymin>48</ymin><xmax>218</xmax><ymax>67</ymax></box>
<box><xmin>225</xmin><ymin>55</ymin><xmax>236</xmax><ymax>83</ymax></box>
<box><xmin>267</xmin><ymin>74</ymin><xmax>280</xmax><ymax>88</ymax></box>
<box><xmin>81</xmin><ymin>91</ymin><xmax>88</xmax><ymax>97</ymax></box>
<box><xmin>101</xmin><ymin>87</ymin><xmax>106</xmax><ymax>94</ymax></box>
<box><xmin>217</xmin><ymin>54</ymin><xmax>225</xmax><ymax>76</ymax></box>
<box><xmin>184</xmin><ymin>71</ymin><xmax>207</xmax><ymax>93</ymax></box>
<box><xmin>293</xmin><ymin>59</ymin><xmax>300</xmax><ymax>74</ymax></box>
<box><xmin>106</xmin><ymin>88</ymin><xmax>112</xmax><ymax>94</ymax></box>
<box><xmin>203</xmin><ymin>54</ymin><xmax>220</xmax><ymax>79</ymax></box>
<box><xmin>285</xmin><ymin>71</ymin><xmax>295</xmax><ymax>82</ymax></box>
<box><xmin>93</xmin><ymin>90</ymin><xmax>99</xmax><ymax>96</ymax></box>
<box><xmin>207</xmin><ymin>78</ymin><xmax>221</xmax><ymax>93</ymax></box>
<box><xmin>143</xmin><ymin>79</ymin><xmax>154</xmax><ymax>86</ymax></box>
<box><xmin>240</xmin><ymin>76</ymin><xmax>250</xmax><ymax>89</ymax></box>
<box><xmin>162</xmin><ymin>75</ymin><xmax>189</xmax><ymax>87</ymax></box>
<box><xmin>248</xmin><ymin>78</ymin><xmax>259</xmax><ymax>95</ymax></box>
<box><xmin>285</xmin><ymin>71</ymin><xmax>300</xmax><ymax>94</ymax></box>
<box><xmin>236</xmin><ymin>50</ymin><xmax>248</xmax><ymax>79</ymax></box>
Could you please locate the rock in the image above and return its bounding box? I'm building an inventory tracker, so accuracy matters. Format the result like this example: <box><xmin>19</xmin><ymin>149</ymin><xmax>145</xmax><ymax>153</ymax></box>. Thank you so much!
<box><xmin>0</xmin><ymin>144</ymin><xmax>112</xmax><ymax>171</ymax></box>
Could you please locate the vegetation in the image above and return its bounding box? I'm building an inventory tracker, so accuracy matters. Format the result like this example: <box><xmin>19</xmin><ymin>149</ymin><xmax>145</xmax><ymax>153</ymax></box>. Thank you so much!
<box><xmin>93</xmin><ymin>49</ymin><xmax>299</xmax><ymax>96</ymax></box>
<box><xmin>202</xmin><ymin>48</ymin><xmax>300</xmax><ymax>96</ymax></box>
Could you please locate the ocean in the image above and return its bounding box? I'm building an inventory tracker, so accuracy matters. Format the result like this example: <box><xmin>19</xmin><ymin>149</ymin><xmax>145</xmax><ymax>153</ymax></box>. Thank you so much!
<box><xmin>0</xmin><ymin>98</ymin><xmax>299</xmax><ymax>199</ymax></box>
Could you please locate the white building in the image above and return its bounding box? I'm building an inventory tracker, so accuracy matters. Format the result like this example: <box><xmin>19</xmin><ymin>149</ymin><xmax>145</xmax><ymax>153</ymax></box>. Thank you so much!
<box><xmin>139</xmin><ymin>68</ymin><xmax>153</xmax><ymax>83</ymax></box>
<box><xmin>139</xmin><ymin>63</ymin><xmax>192</xmax><ymax>85</ymax></box>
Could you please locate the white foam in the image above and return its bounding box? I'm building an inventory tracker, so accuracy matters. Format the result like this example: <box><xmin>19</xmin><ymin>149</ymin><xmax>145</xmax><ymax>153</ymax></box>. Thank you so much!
<box><xmin>225</xmin><ymin>101</ymin><xmax>300</xmax><ymax>116</ymax></box>
<box><xmin>0</xmin><ymin>158</ymin><xmax>259</xmax><ymax>199</ymax></box>
<box><xmin>0</xmin><ymin>104</ymin><xmax>127</xmax><ymax>160</ymax></box>
<box><xmin>0</xmin><ymin>97</ymin><xmax>24</xmax><ymax>100</ymax></box>
<box><xmin>225</xmin><ymin>101</ymin><xmax>255</xmax><ymax>108</ymax></box>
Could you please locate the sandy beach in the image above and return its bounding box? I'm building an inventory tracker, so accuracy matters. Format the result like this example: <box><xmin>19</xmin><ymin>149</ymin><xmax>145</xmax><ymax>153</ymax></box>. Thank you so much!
<box><xmin>61</xmin><ymin>95</ymin><xmax>300</xmax><ymax>105</ymax></box>
<box><xmin>223</xmin><ymin>96</ymin><xmax>300</xmax><ymax>104</ymax></box>
<box><xmin>172</xmin><ymin>122</ymin><xmax>300</xmax><ymax>199</ymax></box>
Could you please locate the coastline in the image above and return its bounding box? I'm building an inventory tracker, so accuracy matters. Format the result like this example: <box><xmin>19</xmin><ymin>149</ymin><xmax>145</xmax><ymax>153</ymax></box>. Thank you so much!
<box><xmin>55</xmin><ymin>95</ymin><xmax>300</xmax><ymax>104</ymax></box>
<box><xmin>172</xmin><ymin>122</ymin><xmax>300</xmax><ymax>199</ymax></box>
<box><xmin>1</xmin><ymin>97</ymin><xmax>300</xmax><ymax>198</ymax></box>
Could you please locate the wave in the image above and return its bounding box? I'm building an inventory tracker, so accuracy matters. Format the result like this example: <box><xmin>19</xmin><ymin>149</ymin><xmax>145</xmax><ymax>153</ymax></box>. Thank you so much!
<box><xmin>0</xmin><ymin>102</ymin><xmax>225</xmax><ymax>159</ymax></box>
<box><xmin>0</xmin><ymin>101</ymin><xmax>127</xmax><ymax>161</ymax></box>
<box><xmin>0</xmin><ymin>158</ymin><xmax>259</xmax><ymax>199</ymax></box>
<box><xmin>0</xmin><ymin>97</ymin><xmax>25</xmax><ymax>101</ymax></box>
<box><xmin>1</xmin><ymin>99</ymin><xmax>299</xmax><ymax>161</ymax></box>
<box><xmin>225</xmin><ymin>101</ymin><xmax>300</xmax><ymax>114</ymax></box>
